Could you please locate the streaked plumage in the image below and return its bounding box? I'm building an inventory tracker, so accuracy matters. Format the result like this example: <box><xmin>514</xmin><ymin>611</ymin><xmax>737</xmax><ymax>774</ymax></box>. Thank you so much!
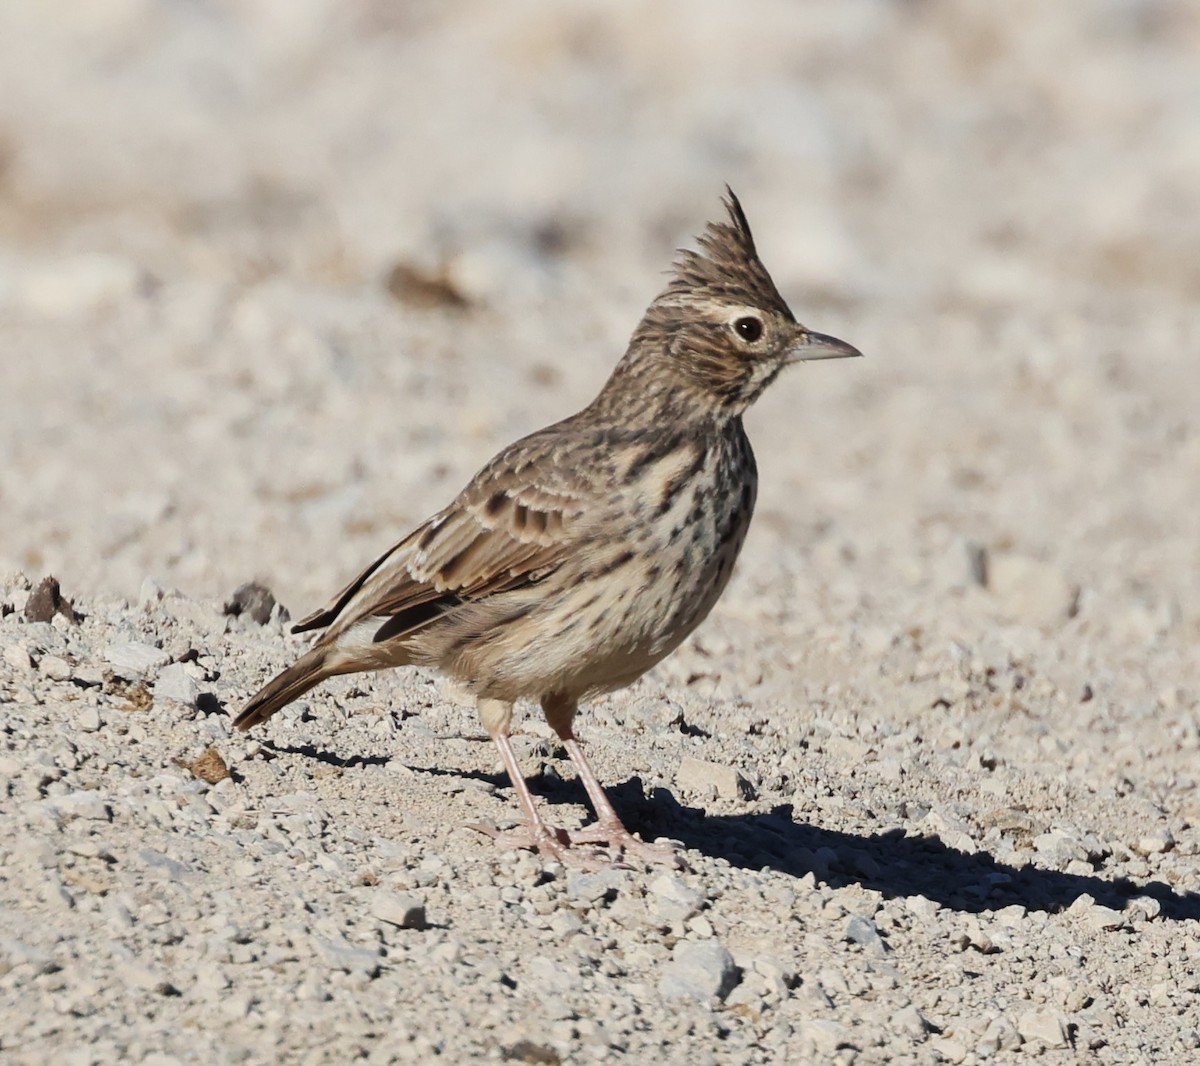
<box><xmin>235</xmin><ymin>189</ymin><xmax>860</xmax><ymax>866</ymax></box>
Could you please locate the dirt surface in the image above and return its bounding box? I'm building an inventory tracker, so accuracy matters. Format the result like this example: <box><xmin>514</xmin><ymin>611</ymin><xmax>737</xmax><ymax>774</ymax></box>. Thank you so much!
<box><xmin>3</xmin><ymin>3</ymin><xmax>1200</xmax><ymax>1063</ymax></box>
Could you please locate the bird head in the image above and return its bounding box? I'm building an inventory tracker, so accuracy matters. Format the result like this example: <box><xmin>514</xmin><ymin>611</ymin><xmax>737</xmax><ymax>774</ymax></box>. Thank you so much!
<box><xmin>629</xmin><ymin>189</ymin><xmax>860</xmax><ymax>416</ymax></box>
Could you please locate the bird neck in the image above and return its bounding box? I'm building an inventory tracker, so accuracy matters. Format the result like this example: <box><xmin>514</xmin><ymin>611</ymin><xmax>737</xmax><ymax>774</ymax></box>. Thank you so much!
<box><xmin>591</xmin><ymin>340</ymin><xmax>746</xmax><ymax>429</ymax></box>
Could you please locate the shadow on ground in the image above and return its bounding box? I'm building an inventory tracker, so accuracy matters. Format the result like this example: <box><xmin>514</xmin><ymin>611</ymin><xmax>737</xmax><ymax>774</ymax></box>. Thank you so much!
<box><xmin>601</xmin><ymin>778</ymin><xmax>1200</xmax><ymax>922</ymax></box>
<box><xmin>274</xmin><ymin>741</ymin><xmax>1200</xmax><ymax>922</ymax></box>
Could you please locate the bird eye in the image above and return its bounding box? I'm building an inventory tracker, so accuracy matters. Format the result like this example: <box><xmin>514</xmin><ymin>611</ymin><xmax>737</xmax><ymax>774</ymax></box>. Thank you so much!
<box><xmin>733</xmin><ymin>316</ymin><xmax>763</xmax><ymax>342</ymax></box>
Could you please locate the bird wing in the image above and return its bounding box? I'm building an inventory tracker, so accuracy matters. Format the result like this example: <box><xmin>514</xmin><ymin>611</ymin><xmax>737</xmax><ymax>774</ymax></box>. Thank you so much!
<box><xmin>291</xmin><ymin>452</ymin><xmax>587</xmax><ymax>644</ymax></box>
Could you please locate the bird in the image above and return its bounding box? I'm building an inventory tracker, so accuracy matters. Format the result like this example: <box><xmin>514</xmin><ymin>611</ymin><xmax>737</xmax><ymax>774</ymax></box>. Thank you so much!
<box><xmin>234</xmin><ymin>189</ymin><xmax>860</xmax><ymax>867</ymax></box>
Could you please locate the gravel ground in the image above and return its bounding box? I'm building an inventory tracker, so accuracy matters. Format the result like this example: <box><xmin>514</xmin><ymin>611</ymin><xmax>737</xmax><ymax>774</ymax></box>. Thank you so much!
<box><xmin>3</xmin><ymin>3</ymin><xmax>1200</xmax><ymax>1063</ymax></box>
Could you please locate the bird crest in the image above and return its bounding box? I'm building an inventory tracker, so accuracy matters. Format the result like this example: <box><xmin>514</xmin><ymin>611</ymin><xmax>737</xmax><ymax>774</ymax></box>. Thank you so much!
<box><xmin>657</xmin><ymin>187</ymin><xmax>794</xmax><ymax>321</ymax></box>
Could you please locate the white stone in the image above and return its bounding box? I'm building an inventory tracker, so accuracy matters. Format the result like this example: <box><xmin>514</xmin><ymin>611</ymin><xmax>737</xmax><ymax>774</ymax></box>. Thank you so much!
<box><xmin>1017</xmin><ymin>1009</ymin><xmax>1069</xmax><ymax>1049</ymax></box>
<box><xmin>154</xmin><ymin>663</ymin><xmax>200</xmax><ymax>707</ymax></box>
<box><xmin>675</xmin><ymin>756</ymin><xmax>751</xmax><ymax>801</ymax></box>
<box><xmin>657</xmin><ymin>939</ymin><xmax>739</xmax><ymax>1003</ymax></box>
<box><xmin>104</xmin><ymin>641</ymin><xmax>170</xmax><ymax>678</ymax></box>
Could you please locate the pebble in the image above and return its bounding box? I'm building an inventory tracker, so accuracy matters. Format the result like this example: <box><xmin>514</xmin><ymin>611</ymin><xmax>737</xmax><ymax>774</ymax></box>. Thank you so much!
<box><xmin>566</xmin><ymin>871</ymin><xmax>620</xmax><ymax>907</ymax></box>
<box><xmin>16</xmin><ymin>253</ymin><xmax>146</xmax><ymax>317</ymax></box>
<box><xmin>154</xmin><ymin>663</ymin><xmax>201</xmax><ymax>707</ymax></box>
<box><xmin>657</xmin><ymin>939</ymin><xmax>740</xmax><ymax>1003</ymax></box>
<box><xmin>77</xmin><ymin>705</ymin><xmax>102</xmax><ymax>733</ymax></box>
<box><xmin>798</xmin><ymin>1019</ymin><xmax>850</xmax><ymax>1055</ymax></box>
<box><xmin>373</xmin><ymin>892</ymin><xmax>428</xmax><ymax>930</ymax></box>
<box><xmin>314</xmin><ymin>936</ymin><xmax>383</xmax><ymax>976</ymax></box>
<box><xmin>39</xmin><ymin>654</ymin><xmax>73</xmax><ymax>681</ymax></box>
<box><xmin>121</xmin><ymin>960</ymin><xmax>177</xmax><ymax>995</ymax></box>
<box><xmin>977</xmin><ymin>1014</ymin><xmax>1022</xmax><ymax>1055</ymax></box>
<box><xmin>104</xmin><ymin>641</ymin><xmax>170</xmax><ymax>679</ymax></box>
<box><xmin>0</xmin><ymin>938</ymin><xmax>58</xmax><ymax>975</ymax></box>
<box><xmin>648</xmin><ymin>874</ymin><xmax>705</xmax><ymax>923</ymax></box>
<box><xmin>929</xmin><ymin>1036</ymin><xmax>968</xmax><ymax>1063</ymax></box>
<box><xmin>1134</xmin><ymin>827</ymin><xmax>1174</xmax><ymax>855</ymax></box>
<box><xmin>52</xmin><ymin>789</ymin><xmax>111</xmax><ymax>822</ymax></box>
<box><xmin>224</xmin><ymin>582</ymin><xmax>278</xmax><ymax>625</ymax></box>
<box><xmin>4</xmin><ymin>643</ymin><xmax>33</xmax><ymax>672</ymax></box>
<box><xmin>985</xmin><ymin>552</ymin><xmax>1076</xmax><ymax>627</ymax></box>
<box><xmin>1033</xmin><ymin>830</ymin><xmax>1088</xmax><ymax>867</ymax></box>
<box><xmin>1067</xmin><ymin>894</ymin><xmax>1127</xmax><ymax>931</ymax></box>
<box><xmin>843</xmin><ymin>914</ymin><xmax>886</xmax><ymax>954</ymax></box>
<box><xmin>1017</xmin><ymin>1009</ymin><xmax>1070</xmax><ymax>1049</ymax></box>
<box><xmin>675</xmin><ymin>756</ymin><xmax>752</xmax><ymax>801</ymax></box>
<box><xmin>891</xmin><ymin>1004</ymin><xmax>929</xmax><ymax>1040</ymax></box>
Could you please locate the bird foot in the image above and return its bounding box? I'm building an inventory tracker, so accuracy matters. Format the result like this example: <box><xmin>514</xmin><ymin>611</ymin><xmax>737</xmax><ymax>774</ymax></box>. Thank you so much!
<box><xmin>470</xmin><ymin>820</ymin><xmax>685</xmax><ymax>870</ymax></box>
<box><xmin>569</xmin><ymin>821</ymin><xmax>688</xmax><ymax>869</ymax></box>
<box><xmin>469</xmin><ymin>821</ymin><xmax>617</xmax><ymax>871</ymax></box>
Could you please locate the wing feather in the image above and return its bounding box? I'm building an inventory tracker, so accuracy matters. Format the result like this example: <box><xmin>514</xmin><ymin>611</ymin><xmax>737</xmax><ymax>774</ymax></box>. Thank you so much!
<box><xmin>300</xmin><ymin>468</ymin><xmax>586</xmax><ymax>647</ymax></box>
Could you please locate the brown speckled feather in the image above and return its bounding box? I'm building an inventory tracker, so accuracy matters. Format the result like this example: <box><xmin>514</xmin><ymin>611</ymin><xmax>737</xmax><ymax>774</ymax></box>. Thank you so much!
<box><xmin>298</xmin><ymin>425</ymin><xmax>596</xmax><ymax>648</ymax></box>
<box><xmin>234</xmin><ymin>190</ymin><xmax>860</xmax><ymax>864</ymax></box>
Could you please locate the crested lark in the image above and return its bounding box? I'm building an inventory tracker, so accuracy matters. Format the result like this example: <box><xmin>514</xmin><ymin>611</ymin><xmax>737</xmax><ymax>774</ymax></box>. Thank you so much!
<box><xmin>235</xmin><ymin>190</ymin><xmax>860</xmax><ymax>866</ymax></box>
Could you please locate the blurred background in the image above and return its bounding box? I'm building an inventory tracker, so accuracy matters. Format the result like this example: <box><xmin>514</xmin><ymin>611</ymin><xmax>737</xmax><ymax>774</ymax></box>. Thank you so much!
<box><xmin>1</xmin><ymin>0</ymin><xmax>1198</xmax><ymax>653</ymax></box>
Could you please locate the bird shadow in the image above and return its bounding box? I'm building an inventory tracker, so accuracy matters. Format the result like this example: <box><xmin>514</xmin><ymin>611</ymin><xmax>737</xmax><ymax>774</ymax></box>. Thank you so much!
<box><xmin>266</xmin><ymin>743</ymin><xmax>1200</xmax><ymax>922</ymax></box>
<box><xmin>593</xmin><ymin>778</ymin><xmax>1200</xmax><ymax>922</ymax></box>
<box><xmin>260</xmin><ymin>739</ymin><xmax>392</xmax><ymax>770</ymax></box>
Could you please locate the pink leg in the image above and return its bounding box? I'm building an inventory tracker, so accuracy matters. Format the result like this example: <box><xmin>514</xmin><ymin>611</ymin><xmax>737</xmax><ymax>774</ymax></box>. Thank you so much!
<box><xmin>543</xmin><ymin>695</ymin><xmax>684</xmax><ymax>868</ymax></box>
<box><xmin>472</xmin><ymin>699</ymin><xmax>610</xmax><ymax>869</ymax></box>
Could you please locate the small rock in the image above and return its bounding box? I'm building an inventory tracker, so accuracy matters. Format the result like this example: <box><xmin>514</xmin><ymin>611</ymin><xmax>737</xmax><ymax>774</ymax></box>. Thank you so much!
<box><xmin>24</xmin><ymin>576</ymin><xmax>79</xmax><ymax>624</ymax></box>
<box><xmin>223</xmin><ymin>582</ymin><xmax>278</xmax><ymax>625</ymax></box>
<box><xmin>175</xmin><ymin>746</ymin><xmax>229</xmax><ymax>784</ymax></box>
<box><xmin>658</xmin><ymin>939</ymin><xmax>740</xmax><ymax>1003</ymax></box>
<box><xmin>17</xmin><ymin>253</ymin><xmax>147</xmax><ymax>317</ymax></box>
<box><xmin>39</xmin><ymin>654</ymin><xmax>73</xmax><ymax>682</ymax></box>
<box><xmin>386</xmin><ymin>259</ymin><xmax>471</xmax><ymax>309</ymax></box>
<box><xmin>121</xmin><ymin>960</ymin><xmax>178</xmax><ymax>995</ymax></box>
<box><xmin>139</xmin><ymin>577</ymin><xmax>165</xmax><ymax>607</ymax></box>
<box><xmin>844</xmin><ymin>914</ymin><xmax>886</xmax><ymax>954</ymax></box>
<box><xmin>105</xmin><ymin>641</ymin><xmax>170</xmax><ymax>679</ymax></box>
<box><xmin>373</xmin><ymin>892</ymin><xmax>427</xmax><ymax>930</ymax></box>
<box><xmin>986</xmin><ymin>552</ymin><xmax>1077</xmax><ymax>627</ymax></box>
<box><xmin>3</xmin><ymin>643</ymin><xmax>33</xmax><ymax>672</ymax></box>
<box><xmin>566</xmin><ymin>871</ymin><xmax>621</xmax><ymax>907</ymax></box>
<box><xmin>892</xmin><ymin>1004</ymin><xmax>930</xmax><ymax>1040</ymax></box>
<box><xmin>1017</xmin><ymin>1009</ymin><xmax>1069</xmax><ymax>1049</ymax></box>
<box><xmin>77</xmin><ymin>705</ymin><xmax>102</xmax><ymax>733</ymax></box>
<box><xmin>155</xmin><ymin>663</ymin><xmax>201</xmax><ymax>707</ymax></box>
<box><xmin>675</xmin><ymin>756</ymin><xmax>753</xmax><ymax>801</ymax></box>
<box><xmin>314</xmin><ymin>936</ymin><xmax>382</xmax><ymax>975</ymax></box>
<box><xmin>1033</xmin><ymin>830</ymin><xmax>1088</xmax><ymax>868</ymax></box>
<box><xmin>799</xmin><ymin>1019</ymin><xmax>850</xmax><ymax>1055</ymax></box>
<box><xmin>500</xmin><ymin>1039</ymin><xmax>561</xmax><ymax>1065</ymax></box>
<box><xmin>1128</xmin><ymin>895</ymin><xmax>1162</xmax><ymax>921</ymax></box>
<box><xmin>1085</xmin><ymin>905</ymin><xmax>1127</xmax><ymax>932</ymax></box>
<box><xmin>1134</xmin><ymin>827</ymin><xmax>1174</xmax><ymax>855</ymax></box>
<box><xmin>53</xmin><ymin>789</ymin><xmax>111</xmax><ymax>822</ymax></box>
<box><xmin>648</xmin><ymin>874</ymin><xmax>704</xmax><ymax>923</ymax></box>
<box><xmin>0</xmin><ymin>939</ymin><xmax>58</xmax><ymax>975</ymax></box>
<box><xmin>977</xmin><ymin>1014</ymin><xmax>1022</xmax><ymax>1055</ymax></box>
<box><xmin>929</xmin><ymin>1037</ymin><xmax>968</xmax><ymax>1063</ymax></box>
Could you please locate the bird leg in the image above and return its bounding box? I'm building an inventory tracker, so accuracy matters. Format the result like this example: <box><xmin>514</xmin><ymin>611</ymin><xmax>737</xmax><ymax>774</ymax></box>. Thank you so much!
<box><xmin>473</xmin><ymin>698</ymin><xmax>609</xmax><ymax>869</ymax></box>
<box><xmin>542</xmin><ymin>695</ymin><xmax>684</xmax><ymax>868</ymax></box>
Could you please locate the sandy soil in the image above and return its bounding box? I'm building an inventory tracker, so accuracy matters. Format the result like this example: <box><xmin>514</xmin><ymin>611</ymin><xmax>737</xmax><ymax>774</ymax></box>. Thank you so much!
<box><xmin>2</xmin><ymin>2</ymin><xmax>1200</xmax><ymax>1063</ymax></box>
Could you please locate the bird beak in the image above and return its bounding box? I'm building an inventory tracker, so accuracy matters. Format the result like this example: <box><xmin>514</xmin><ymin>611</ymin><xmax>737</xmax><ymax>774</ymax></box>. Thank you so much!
<box><xmin>787</xmin><ymin>330</ymin><xmax>862</xmax><ymax>363</ymax></box>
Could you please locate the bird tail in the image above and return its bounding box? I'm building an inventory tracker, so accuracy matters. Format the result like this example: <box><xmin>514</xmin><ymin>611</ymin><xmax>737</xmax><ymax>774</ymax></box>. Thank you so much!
<box><xmin>234</xmin><ymin>647</ymin><xmax>338</xmax><ymax>731</ymax></box>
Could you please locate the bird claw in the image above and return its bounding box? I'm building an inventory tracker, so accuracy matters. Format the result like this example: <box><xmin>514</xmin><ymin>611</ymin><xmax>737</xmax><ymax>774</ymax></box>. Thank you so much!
<box><xmin>469</xmin><ymin>820</ymin><xmax>685</xmax><ymax>870</ymax></box>
<box><xmin>470</xmin><ymin>820</ymin><xmax>614</xmax><ymax>870</ymax></box>
<box><xmin>569</xmin><ymin>822</ymin><xmax>689</xmax><ymax>870</ymax></box>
